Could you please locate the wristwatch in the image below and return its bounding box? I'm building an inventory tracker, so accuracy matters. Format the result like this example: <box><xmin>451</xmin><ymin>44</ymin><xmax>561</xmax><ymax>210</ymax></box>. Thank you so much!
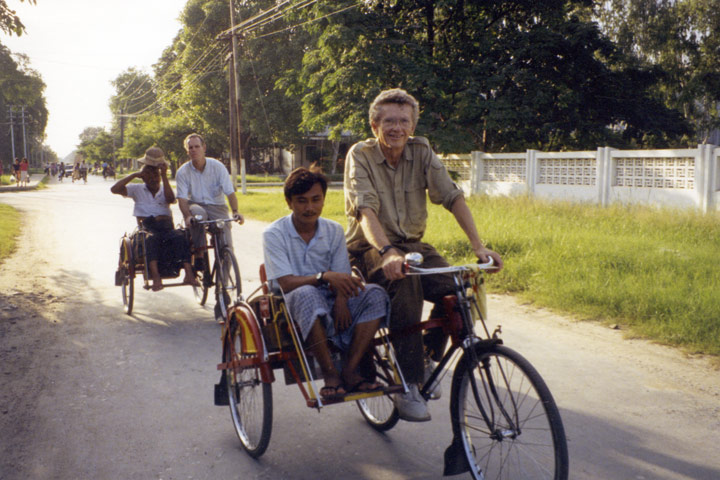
<box><xmin>378</xmin><ymin>245</ymin><xmax>393</xmax><ymax>256</ymax></box>
<box><xmin>316</xmin><ymin>271</ymin><xmax>327</xmax><ymax>286</ymax></box>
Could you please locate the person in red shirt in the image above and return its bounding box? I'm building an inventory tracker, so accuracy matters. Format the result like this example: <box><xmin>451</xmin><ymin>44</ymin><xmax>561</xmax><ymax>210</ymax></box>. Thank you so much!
<box><xmin>19</xmin><ymin>158</ymin><xmax>29</xmax><ymax>187</ymax></box>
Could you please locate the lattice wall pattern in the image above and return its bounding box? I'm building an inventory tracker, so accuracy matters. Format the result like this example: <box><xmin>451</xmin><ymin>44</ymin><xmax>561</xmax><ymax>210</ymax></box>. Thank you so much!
<box><xmin>440</xmin><ymin>157</ymin><xmax>471</xmax><ymax>182</ymax></box>
<box><xmin>539</xmin><ymin>158</ymin><xmax>597</xmax><ymax>185</ymax></box>
<box><xmin>482</xmin><ymin>159</ymin><xmax>526</xmax><ymax>182</ymax></box>
<box><xmin>615</xmin><ymin>157</ymin><xmax>695</xmax><ymax>189</ymax></box>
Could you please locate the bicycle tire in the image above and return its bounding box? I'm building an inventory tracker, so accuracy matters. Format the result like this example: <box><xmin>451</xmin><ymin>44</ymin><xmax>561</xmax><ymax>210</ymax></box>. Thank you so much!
<box><xmin>119</xmin><ymin>239</ymin><xmax>134</xmax><ymax>315</ymax></box>
<box><xmin>225</xmin><ymin>321</ymin><xmax>272</xmax><ymax>458</ymax></box>
<box><xmin>216</xmin><ymin>247</ymin><xmax>241</xmax><ymax>319</ymax></box>
<box><xmin>357</xmin><ymin>395</ymin><xmax>400</xmax><ymax>431</ymax></box>
<box><xmin>450</xmin><ymin>343</ymin><xmax>568</xmax><ymax>480</ymax></box>
<box><xmin>357</xmin><ymin>341</ymin><xmax>400</xmax><ymax>431</ymax></box>
<box><xmin>193</xmin><ymin>252</ymin><xmax>210</xmax><ymax>306</ymax></box>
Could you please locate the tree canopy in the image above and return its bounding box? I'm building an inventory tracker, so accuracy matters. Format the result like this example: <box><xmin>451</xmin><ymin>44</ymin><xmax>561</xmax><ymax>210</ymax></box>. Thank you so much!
<box><xmin>0</xmin><ymin>0</ymin><xmax>34</xmax><ymax>36</ymax></box>
<box><xmin>92</xmin><ymin>0</ymin><xmax>710</xmax><ymax>167</ymax></box>
<box><xmin>0</xmin><ymin>42</ymin><xmax>48</xmax><ymax>165</ymax></box>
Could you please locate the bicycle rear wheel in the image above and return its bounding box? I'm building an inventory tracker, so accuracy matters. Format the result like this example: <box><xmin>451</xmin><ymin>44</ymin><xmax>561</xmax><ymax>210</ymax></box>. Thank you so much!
<box><xmin>225</xmin><ymin>319</ymin><xmax>272</xmax><ymax>458</ymax></box>
<box><xmin>119</xmin><ymin>239</ymin><xmax>134</xmax><ymax>315</ymax></box>
<box><xmin>357</xmin><ymin>338</ymin><xmax>400</xmax><ymax>431</ymax></box>
<box><xmin>216</xmin><ymin>247</ymin><xmax>241</xmax><ymax>319</ymax></box>
<box><xmin>450</xmin><ymin>344</ymin><xmax>568</xmax><ymax>480</ymax></box>
<box><xmin>357</xmin><ymin>395</ymin><xmax>399</xmax><ymax>431</ymax></box>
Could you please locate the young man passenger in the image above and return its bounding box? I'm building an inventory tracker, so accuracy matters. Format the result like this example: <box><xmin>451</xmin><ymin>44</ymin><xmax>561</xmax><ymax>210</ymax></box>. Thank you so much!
<box><xmin>263</xmin><ymin>167</ymin><xmax>389</xmax><ymax>397</ymax></box>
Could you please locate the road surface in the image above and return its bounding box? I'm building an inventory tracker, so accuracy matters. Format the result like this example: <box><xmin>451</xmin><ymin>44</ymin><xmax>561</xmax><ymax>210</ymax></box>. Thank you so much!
<box><xmin>1</xmin><ymin>175</ymin><xmax>719</xmax><ymax>479</ymax></box>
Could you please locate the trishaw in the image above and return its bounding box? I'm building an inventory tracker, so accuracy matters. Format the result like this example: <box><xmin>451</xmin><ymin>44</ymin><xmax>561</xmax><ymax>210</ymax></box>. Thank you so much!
<box><xmin>216</xmin><ymin>253</ymin><xmax>569</xmax><ymax>479</ymax></box>
<box><xmin>116</xmin><ymin>216</ymin><xmax>242</xmax><ymax>319</ymax></box>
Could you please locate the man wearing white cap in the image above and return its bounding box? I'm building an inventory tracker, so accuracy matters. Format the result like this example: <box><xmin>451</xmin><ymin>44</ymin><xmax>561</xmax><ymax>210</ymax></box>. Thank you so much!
<box><xmin>111</xmin><ymin>147</ymin><xmax>197</xmax><ymax>291</ymax></box>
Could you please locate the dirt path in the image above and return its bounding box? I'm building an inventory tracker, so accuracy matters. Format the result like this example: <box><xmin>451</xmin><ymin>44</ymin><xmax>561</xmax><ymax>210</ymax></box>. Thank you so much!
<box><xmin>1</xmin><ymin>178</ymin><xmax>719</xmax><ymax>479</ymax></box>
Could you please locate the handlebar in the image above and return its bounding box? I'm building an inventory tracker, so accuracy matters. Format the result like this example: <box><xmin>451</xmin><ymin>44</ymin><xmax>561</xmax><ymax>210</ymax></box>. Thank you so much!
<box><xmin>192</xmin><ymin>215</ymin><xmax>242</xmax><ymax>227</ymax></box>
<box><xmin>403</xmin><ymin>254</ymin><xmax>494</xmax><ymax>276</ymax></box>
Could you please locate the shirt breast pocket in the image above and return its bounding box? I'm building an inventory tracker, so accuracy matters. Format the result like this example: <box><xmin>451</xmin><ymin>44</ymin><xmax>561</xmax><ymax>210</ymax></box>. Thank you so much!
<box><xmin>404</xmin><ymin>179</ymin><xmax>427</xmax><ymax>229</ymax></box>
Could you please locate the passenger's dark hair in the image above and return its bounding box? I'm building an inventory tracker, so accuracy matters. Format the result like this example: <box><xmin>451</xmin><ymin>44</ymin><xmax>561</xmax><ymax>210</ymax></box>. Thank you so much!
<box><xmin>284</xmin><ymin>164</ymin><xmax>328</xmax><ymax>200</ymax></box>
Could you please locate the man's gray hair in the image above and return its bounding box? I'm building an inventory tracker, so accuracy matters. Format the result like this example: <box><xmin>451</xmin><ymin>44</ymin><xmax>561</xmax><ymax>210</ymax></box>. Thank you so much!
<box><xmin>183</xmin><ymin>133</ymin><xmax>206</xmax><ymax>150</ymax></box>
<box><xmin>369</xmin><ymin>88</ymin><xmax>420</xmax><ymax>126</ymax></box>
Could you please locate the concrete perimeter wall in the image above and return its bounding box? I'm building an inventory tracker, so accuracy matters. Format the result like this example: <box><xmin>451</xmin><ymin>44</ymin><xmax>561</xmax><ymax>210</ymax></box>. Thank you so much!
<box><xmin>439</xmin><ymin>144</ymin><xmax>720</xmax><ymax>213</ymax></box>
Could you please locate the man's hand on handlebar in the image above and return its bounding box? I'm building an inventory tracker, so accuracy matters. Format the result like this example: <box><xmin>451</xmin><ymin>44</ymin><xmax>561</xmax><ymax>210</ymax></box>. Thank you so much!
<box><xmin>232</xmin><ymin>212</ymin><xmax>244</xmax><ymax>224</ymax></box>
<box><xmin>381</xmin><ymin>249</ymin><xmax>406</xmax><ymax>281</ymax></box>
<box><xmin>474</xmin><ymin>247</ymin><xmax>503</xmax><ymax>273</ymax></box>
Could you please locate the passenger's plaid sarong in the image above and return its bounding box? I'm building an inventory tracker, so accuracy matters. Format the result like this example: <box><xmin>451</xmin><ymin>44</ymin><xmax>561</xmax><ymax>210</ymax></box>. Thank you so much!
<box><xmin>282</xmin><ymin>284</ymin><xmax>389</xmax><ymax>351</ymax></box>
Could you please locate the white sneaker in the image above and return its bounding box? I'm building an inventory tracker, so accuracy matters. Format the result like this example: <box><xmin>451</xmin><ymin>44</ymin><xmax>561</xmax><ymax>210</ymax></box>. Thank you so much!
<box><xmin>424</xmin><ymin>358</ymin><xmax>442</xmax><ymax>400</ymax></box>
<box><xmin>395</xmin><ymin>384</ymin><xmax>431</xmax><ymax>422</ymax></box>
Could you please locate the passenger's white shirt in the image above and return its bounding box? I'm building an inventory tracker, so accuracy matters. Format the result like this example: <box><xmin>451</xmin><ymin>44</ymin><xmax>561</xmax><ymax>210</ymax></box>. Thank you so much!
<box><xmin>125</xmin><ymin>183</ymin><xmax>172</xmax><ymax>217</ymax></box>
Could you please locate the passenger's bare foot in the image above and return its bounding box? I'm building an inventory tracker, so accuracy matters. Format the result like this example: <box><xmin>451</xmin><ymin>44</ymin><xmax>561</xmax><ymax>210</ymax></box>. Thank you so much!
<box><xmin>320</xmin><ymin>372</ymin><xmax>346</xmax><ymax>398</ymax></box>
<box><xmin>151</xmin><ymin>279</ymin><xmax>163</xmax><ymax>291</ymax></box>
<box><xmin>183</xmin><ymin>275</ymin><xmax>199</xmax><ymax>287</ymax></box>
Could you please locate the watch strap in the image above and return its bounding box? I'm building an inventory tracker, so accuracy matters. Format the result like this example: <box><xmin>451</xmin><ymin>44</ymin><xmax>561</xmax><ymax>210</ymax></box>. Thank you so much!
<box><xmin>378</xmin><ymin>245</ymin><xmax>393</xmax><ymax>256</ymax></box>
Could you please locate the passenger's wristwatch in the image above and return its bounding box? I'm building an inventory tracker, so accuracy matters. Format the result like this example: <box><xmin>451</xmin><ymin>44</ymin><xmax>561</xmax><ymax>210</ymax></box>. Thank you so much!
<box><xmin>316</xmin><ymin>271</ymin><xmax>327</xmax><ymax>286</ymax></box>
<box><xmin>378</xmin><ymin>245</ymin><xmax>393</xmax><ymax>256</ymax></box>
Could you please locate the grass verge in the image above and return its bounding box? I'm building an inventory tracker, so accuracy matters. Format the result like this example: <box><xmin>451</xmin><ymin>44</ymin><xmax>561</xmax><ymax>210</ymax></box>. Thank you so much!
<box><xmin>236</xmin><ymin>190</ymin><xmax>720</xmax><ymax>356</ymax></box>
<box><xmin>0</xmin><ymin>204</ymin><xmax>21</xmax><ymax>261</ymax></box>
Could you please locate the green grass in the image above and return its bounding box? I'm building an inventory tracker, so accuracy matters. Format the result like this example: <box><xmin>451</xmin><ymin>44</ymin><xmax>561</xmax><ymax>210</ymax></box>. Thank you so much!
<box><xmin>242</xmin><ymin>174</ymin><xmax>285</xmax><ymax>183</ymax></box>
<box><xmin>0</xmin><ymin>204</ymin><xmax>21</xmax><ymax>261</ymax></box>
<box><xmin>235</xmin><ymin>190</ymin><xmax>720</xmax><ymax>356</ymax></box>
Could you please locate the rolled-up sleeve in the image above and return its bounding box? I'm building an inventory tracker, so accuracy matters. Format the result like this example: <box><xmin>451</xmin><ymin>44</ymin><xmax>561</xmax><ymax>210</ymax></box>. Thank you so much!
<box><xmin>427</xmin><ymin>152</ymin><xmax>464</xmax><ymax>211</ymax></box>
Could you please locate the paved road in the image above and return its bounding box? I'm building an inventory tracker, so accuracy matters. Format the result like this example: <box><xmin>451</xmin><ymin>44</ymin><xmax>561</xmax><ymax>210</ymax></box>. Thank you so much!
<box><xmin>1</xmin><ymin>175</ymin><xmax>719</xmax><ymax>479</ymax></box>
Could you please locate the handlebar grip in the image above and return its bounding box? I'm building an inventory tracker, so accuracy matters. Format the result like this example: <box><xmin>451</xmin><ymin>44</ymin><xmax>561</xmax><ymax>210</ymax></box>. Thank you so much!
<box><xmin>476</xmin><ymin>257</ymin><xmax>494</xmax><ymax>269</ymax></box>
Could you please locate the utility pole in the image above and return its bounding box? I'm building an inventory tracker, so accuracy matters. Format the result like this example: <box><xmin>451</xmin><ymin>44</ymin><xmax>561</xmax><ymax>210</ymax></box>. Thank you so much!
<box><xmin>8</xmin><ymin>107</ymin><xmax>16</xmax><ymax>160</ymax></box>
<box><xmin>21</xmin><ymin>106</ymin><xmax>28</xmax><ymax>159</ymax></box>
<box><xmin>229</xmin><ymin>0</ymin><xmax>247</xmax><ymax>194</ymax></box>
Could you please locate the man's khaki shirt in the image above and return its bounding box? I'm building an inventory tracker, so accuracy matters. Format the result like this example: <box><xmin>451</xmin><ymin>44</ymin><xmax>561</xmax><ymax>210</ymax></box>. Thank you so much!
<box><xmin>344</xmin><ymin>136</ymin><xmax>463</xmax><ymax>245</ymax></box>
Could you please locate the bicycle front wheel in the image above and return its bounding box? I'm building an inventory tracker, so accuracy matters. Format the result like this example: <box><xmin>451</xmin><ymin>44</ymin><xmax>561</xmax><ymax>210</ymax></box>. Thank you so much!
<box><xmin>450</xmin><ymin>344</ymin><xmax>568</xmax><ymax>480</ymax></box>
<box><xmin>193</xmin><ymin>252</ymin><xmax>210</xmax><ymax>306</ymax></box>
<box><xmin>225</xmin><ymin>324</ymin><xmax>272</xmax><ymax>457</ymax></box>
<box><xmin>216</xmin><ymin>247</ymin><xmax>241</xmax><ymax>319</ymax></box>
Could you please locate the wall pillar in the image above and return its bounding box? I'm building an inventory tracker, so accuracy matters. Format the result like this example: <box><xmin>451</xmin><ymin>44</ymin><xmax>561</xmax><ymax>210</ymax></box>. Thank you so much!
<box><xmin>470</xmin><ymin>150</ymin><xmax>484</xmax><ymax>195</ymax></box>
<box><xmin>526</xmin><ymin>149</ymin><xmax>537</xmax><ymax>195</ymax></box>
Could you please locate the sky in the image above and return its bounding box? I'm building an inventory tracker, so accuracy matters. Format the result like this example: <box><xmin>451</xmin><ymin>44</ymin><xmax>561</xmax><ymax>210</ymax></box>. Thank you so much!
<box><xmin>3</xmin><ymin>0</ymin><xmax>188</xmax><ymax>159</ymax></box>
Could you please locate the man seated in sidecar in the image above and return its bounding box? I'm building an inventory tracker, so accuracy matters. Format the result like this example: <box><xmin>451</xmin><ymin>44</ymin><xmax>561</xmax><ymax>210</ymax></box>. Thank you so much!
<box><xmin>111</xmin><ymin>147</ymin><xmax>198</xmax><ymax>291</ymax></box>
<box><xmin>263</xmin><ymin>166</ymin><xmax>390</xmax><ymax>398</ymax></box>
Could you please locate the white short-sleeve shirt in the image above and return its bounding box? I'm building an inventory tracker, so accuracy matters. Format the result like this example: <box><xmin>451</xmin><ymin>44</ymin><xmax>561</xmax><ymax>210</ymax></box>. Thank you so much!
<box><xmin>125</xmin><ymin>183</ymin><xmax>172</xmax><ymax>217</ymax></box>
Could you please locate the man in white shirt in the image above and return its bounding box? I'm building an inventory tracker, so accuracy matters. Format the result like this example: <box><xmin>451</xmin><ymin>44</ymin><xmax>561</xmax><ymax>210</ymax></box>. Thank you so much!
<box><xmin>176</xmin><ymin>133</ymin><xmax>243</xmax><ymax>254</ymax></box>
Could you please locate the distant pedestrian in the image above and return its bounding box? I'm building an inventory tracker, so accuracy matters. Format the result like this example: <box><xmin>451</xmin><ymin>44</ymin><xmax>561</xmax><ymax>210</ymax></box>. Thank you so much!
<box><xmin>12</xmin><ymin>158</ymin><xmax>20</xmax><ymax>187</ymax></box>
<box><xmin>58</xmin><ymin>162</ymin><xmax>65</xmax><ymax>182</ymax></box>
<box><xmin>80</xmin><ymin>161</ymin><xmax>88</xmax><ymax>183</ymax></box>
<box><xmin>19</xmin><ymin>158</ymin><xmax>29</xmax><ymax>187</ymax></box>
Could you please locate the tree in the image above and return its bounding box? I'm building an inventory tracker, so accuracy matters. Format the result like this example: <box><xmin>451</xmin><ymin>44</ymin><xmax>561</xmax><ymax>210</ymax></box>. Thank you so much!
<box><xmin>0</xmin><ymin>0</ymin><xmax>35</xmax><ymax>36</ymax></box>
<box><xmin>121</xmin><ymin>0</ymin><xmax>307</xmax><ymax>169</ymax></box>
<box><xmin>284</xmin><ymin>0</ymin><xmax>688</xmax><ymax>152</ymax></box>
<box><xmin>76</xmin><ymin>129</ymin><xmax>114</xmax><ymax>166</ymax></box>
<box><xmin>0</xmin><ymin>43</ymin><xmax>48</xmax><ymax>164</ymax></box>
<box><xmin>594</xmin><ymin>0</ymin><xmax>720</xmax><ymax>144</ymax></box>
